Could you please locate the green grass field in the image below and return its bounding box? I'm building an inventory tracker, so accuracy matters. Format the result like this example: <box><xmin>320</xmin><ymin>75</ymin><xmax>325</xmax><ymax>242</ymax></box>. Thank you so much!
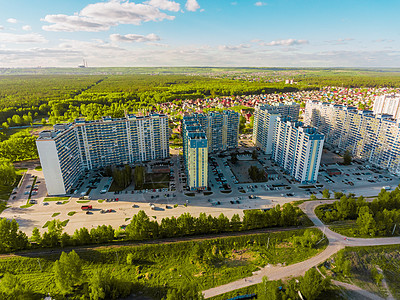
<box><xmin>141</xmin><ymin>173</ymin><xmax>170</xmax><ymax>190</ymax></box>
<box><xmin>322</xmin><ymin>245</ymin><xmax>400</xmax><ymax>299</ymax></box>
<box><xmin>0</xmin><ymin>228</ymin><xmax>326</xmax><ymax>299</ymax></box>
<box><xmin>43</xmin><ymin>197</ymin><xmax>70</xmax><ymax>202</ymax></box>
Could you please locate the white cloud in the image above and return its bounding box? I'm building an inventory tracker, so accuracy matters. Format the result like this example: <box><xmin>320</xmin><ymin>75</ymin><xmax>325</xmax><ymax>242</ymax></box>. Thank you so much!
<box><xmin>7</xmin><ymin>18</ymin><xmax>18</xmax><ymax>24</ymax></box>
<box><xmin>254</xmin><ymin>2</ymin><xmax>267</xmax><ymax>6</ymax></box>
<box><xmin>185</xmin><ymin>0</ymin><xmax>200</xmax><ymax>11</ymax></box>
<box><xmin>110</xmin><ymin>33</ymin><xmax>160</xmax><ymax>42</ymax></box>
<box><xmin>146</xmin><ymin>0</ymin><xmax>180</xmax><ymax>12</ymax></box>
<box><xmin>325</xmin><ymin>38</ymin><xmax>354</xmax><ymax>45</ymax></box>
<box><xmin>22</xmin><ymin>25</ymin><xmax>32</xmax><ymax>31</ymax></box>
<box><xmin>264</xmin><ymin>39</ymin><xmax>308</xmax><ymax>46</ymax></box>
<box><xmin>42</xmin><ymin>0</ymin><xmax>175</xmax><ymax>32</ymax></box>
<box><xmin>218</xmin><ymin>44</ymin><xmax>250</xmax><ymax>51</ymax></box>
<box><xmin>1</xmin><ymin>44</ymin><xmax>400</xmax><ymax>68</ymax></box>
<box><xmin>0</xmin><ymin>32</ymin><xmax>47</xmax><ymax>44</ymax></box>
<box><xmin>42</xmin><ymin>14</ymin><xmax>113</xmax><ymax>32</ymax></box>
<box><xmin>231</xmin><ymin>2</ymin><xmax>238</xmax><ymax>5</ymax></box>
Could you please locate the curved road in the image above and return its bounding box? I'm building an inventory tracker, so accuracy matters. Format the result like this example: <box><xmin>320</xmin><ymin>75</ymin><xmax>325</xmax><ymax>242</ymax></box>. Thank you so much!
<box><xmin>203</xmin><ymin>199</ymin><xmax>400</xmax><ymax>299</ymax></box>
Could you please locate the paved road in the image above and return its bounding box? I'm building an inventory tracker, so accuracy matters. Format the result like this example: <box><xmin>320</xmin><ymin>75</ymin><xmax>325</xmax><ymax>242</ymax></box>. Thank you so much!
<box><xmin>202</xmin><ymin>199</ymin><xmax>400</xmax><ymax>299</ymax></box>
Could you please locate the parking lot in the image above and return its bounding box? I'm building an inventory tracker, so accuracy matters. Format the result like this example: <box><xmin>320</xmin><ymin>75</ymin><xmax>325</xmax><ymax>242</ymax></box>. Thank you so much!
<box><xmin>2</xmin><ymin>150</ymin><xmax>400</xmax><ymax>236</ymax></box>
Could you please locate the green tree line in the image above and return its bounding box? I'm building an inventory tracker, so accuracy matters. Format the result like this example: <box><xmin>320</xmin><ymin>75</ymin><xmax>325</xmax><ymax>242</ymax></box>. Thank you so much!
<box><xmin>0</xmin><ymin>203</ymin><xmax>306</xmax><ymax>253</ymax></box>
<box><xmin>316</xmin><ymin>186</ymin><xmax>400</xmax><ymax>237</ymax></box>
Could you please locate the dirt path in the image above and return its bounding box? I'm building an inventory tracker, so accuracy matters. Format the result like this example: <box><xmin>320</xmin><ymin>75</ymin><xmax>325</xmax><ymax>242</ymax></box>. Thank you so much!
<box><xmin>376</xmin><ymin>267</ymin><xmax>395</xmax><ymax>300</ymax></box>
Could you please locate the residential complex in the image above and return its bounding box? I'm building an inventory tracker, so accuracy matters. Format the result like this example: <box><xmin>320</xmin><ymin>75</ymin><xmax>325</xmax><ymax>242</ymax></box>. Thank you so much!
<box><xmin>252</xmin><ymin>102</ymin><xmax>300</xmax><ymax>153</ymax></box>
<box><xmin>252</xmin><ymin>102</ymin><xmax>323</xmax><ymax>184</ymax></box>
<box><xmin>273</xmin><ymin>117</ymin><xmax>324</xmax><ymax>184</ymax></box>
<box><xmin>182</xmin><ymin>110</ymin><xmax>239</xmax><ymax>190</ymax></box>
<box><xmin>36</xmin><ymin>114</ymin><xmax>169</xmax><ymax>195</ymax></box>
<box><xmin>305</xmin><ymin>100</ymin><xmax>400</xmax><ymax>175</ymax></box>
<box><xmin>373</xmin><ymin>94</ymin><xmax>400</xmax><ymax>120</ymax></box>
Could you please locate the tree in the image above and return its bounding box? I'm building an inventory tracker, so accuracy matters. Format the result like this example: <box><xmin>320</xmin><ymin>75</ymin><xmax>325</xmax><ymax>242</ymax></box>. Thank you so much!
<box><xmin>230</xmin><ymin>153</ymin><xmax>238</xmax><ymax>164</ymax></box>
<box><xmin>334</xmin><ymin>191</ymin><xmax>344</xmax><ymax>199</ymax></box>
<box><xmin>239</xmin><ymin>115</ymin><xmax>246</xmax><ymax>133</ymax></box>
<box><xmin>73</xmin><ymin>227</ymin><xmax>91</xmax><ymax>245</ymax></box>
<box><xmin>0</xmin><ymin>273</ymin><xmax>35</xmax><ymax>299</ymax></box>
<box><xmin>357</xmin><ymin>206</ymin><xmax>377</xmax><ymax>236</ymax></box>
<box><xmin>258</xmin><ymin>277</ymin><xmax>284</xmax><ymax>300</ymax></box>
<box><xmin>88</xmin><ymin>269</ymin><xmax>132</xmax><ymax>300</ymax></box>
<box><xmin>230</xmin><ymin>214</ymin><xmax>241</xmax><ymax>231</ymax></box>
<box><xmin>165</xmin><ymin>284</ymin><xmax>204</xmax><ymax>300</ymax></box>
<box><xmin>41</xmin><ymin>219</ymin><xmax>63</xmax><ymax>247</ymax></box>
<box><xmin>280</xmin><ymin>203</ymin><xmax>297</xmax><ymax>226</ymax></box>
<box><xmin>0</xmin><ymin>158</ymin><xmax>16</xmax><ymax>186</ymax></box>
<box><xmin>248</xmin><ymin>165</ymin><xmax>266</xmax><ymax>182</ymax></box>
<box><xmin>53</xmin><ymin>250</ymin><xmax>82</xmax><ymax>293</ymax></box>
<box><xmin>126</xmin><ymin>210</ymin><xmax>158</xmax><ymax>240</ymax></box>
<box><xmin>30</xmin><ymin>227</ymin><xmax>42</xmax><ymax>244</ymax></box>
<box><xmin>309</xmin><ymin>194</ymin><xmax>317</xmax><ymax>200</ymax></box>
<box><xmin>0</xmin><ymin>218</ymin><xmax>29</xmax><ymax>253</ymax></box>
<box><xmin>252</xmin><ymin>149</ymin><xmax>258</xmax><ymax>160</ymax></box>
<box><xmin>343</xmin><ymin>150</ymin><xmax>352</xmax><ymax>165</ymax></box>
<box><xmin>134</xmin><ymin>166</ymin><xmax>145</xmax><ymax>190</ymax></box>
<box><xmin>299</xmin><ymin>268</ymin><xmax>330</xmax><ymax>300</ymax></box>
<box><xmin>322</xmin><ymin>189</ymin><xmax>330</xmax><ymax>199</ymax></box>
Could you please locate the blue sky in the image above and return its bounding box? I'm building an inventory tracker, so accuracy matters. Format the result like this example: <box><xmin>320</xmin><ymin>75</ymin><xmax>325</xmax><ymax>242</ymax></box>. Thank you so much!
<box><xmin>0</xmin><ymin>0</ymin><xmax>399</xmax><ymax>67</ymax></box>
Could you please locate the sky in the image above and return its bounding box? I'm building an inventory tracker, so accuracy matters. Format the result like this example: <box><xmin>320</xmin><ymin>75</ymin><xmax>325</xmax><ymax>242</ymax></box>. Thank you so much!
<box><xmin>0</xmin><ymin>0</ymin><xmax>399</xmax><ymax>68</ymax></box>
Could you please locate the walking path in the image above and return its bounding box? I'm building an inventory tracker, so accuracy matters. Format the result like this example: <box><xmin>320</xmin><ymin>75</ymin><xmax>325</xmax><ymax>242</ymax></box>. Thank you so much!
<box><xmin>202</xmin><ymin>199</ymin><xmax>400</xmax><ymax>298</ymax></box>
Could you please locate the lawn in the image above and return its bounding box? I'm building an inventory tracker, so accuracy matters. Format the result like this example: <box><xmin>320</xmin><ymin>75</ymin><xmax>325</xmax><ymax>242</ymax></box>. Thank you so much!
<box><xmin>15</xmin><ymin>168</ymin><xmax>28</xmax><ymax>176</ymax></box>
<box><xmin>229</xmin><ymin>160</ymin><xmax>266</xmax><ymax>184</ymax></box>
<box><xmin>34</xmin><ymin>166</ymin><xmax>42</xmax><ymax>171</ymax></box>
<box><xmin>52</xmin><ymin>213</ymin><xmax>60</xmax><ymax>218</ymax></box>
<box><xmin>0</xmin><ymin>174</ymin><xmax>22</xmax><ymax>201</ymax></box>
<box><xmin>0</xmin><ymin>228</ymin><xmax>327</xmax><ymax>299</ymax></box>
<box><xmin>140</xmin><ymin>172</ymin><xmax>170</xmax><ymax>190</ymax></box>
<box><xmin>44</xmin><ymin>197</ymin><xmax>70</xmax><ymax>202</ymax></box>
<box><xmin>77</xmin><ymin>200</ymin><xmax>90</xmax><ymax>203</ymax></box>
<box><xmin>321</xmin><ymin>245</ymin><xmax>400</xmax><ymax>299</ymax></box>
<box><xmin>67</xmin><ymin>211</ymin><xmax>76</xmax><ymax>216</ymax></box>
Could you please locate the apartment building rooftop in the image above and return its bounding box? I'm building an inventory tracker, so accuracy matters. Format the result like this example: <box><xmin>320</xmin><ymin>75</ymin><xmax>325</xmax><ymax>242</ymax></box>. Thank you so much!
<box><xmin>38</xmin><ymin>113</ymin><xmax>168</xmax><ymax>141</ymax></box>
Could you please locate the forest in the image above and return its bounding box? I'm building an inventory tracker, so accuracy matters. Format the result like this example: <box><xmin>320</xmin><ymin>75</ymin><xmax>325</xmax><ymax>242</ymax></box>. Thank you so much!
<box><xmin>316</xmin><ymin>188</ymin><xmax>400</xmax><ymax>237</ymax></box>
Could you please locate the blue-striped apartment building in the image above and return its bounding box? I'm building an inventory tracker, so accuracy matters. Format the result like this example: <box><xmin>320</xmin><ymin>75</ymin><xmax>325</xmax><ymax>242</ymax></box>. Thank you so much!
<box><xmin>182</xmin><ymin>110</ymin><xmax>239</xmax><ymax>190</ymax></box>
<box><xmin>305</xmin><ymin>100</ymin><xmax>400</xmax><ymax>174</ymax></box>
<box><xmin>36</xmin><ymin>114</ymin><xmax>169</xmax><ymax>195</ymax></box>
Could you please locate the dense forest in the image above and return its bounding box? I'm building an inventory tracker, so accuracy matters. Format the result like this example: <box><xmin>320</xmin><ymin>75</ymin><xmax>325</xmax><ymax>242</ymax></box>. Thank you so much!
<box><xmin>0</xmin><ymin>74</ymin><xmax>307</xmax><ymax>126</ymax></box>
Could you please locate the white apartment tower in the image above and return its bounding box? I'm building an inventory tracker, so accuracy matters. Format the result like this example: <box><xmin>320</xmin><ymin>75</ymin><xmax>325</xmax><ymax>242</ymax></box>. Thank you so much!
<box><xmin>253</xmin><ymin>102</ymin><xmax>300</xmax><ymax>154</ymax></box>
<box><xmin>305</xmin><ymin>100</ymin><xmax>400</xmax><ymax>175</ymax></box>
<box><xmin>36</xmin><ymin>114</ymin><xmax>169</xmax><ymax>195</ymax></box>
<box><xmin>373</xmin><ymin>94</ymin><xmax>400</xmax><ymax>120</ymax></box>
<box><xmin>272</xmin><ymin>117</ymin><xmax>324</xmax><ymax>184</ymax></box>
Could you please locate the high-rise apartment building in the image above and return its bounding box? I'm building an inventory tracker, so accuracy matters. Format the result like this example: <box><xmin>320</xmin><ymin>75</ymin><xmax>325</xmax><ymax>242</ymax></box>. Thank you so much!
<box><xmin>272</xmin><ymin>117</ymin><xmax>324</xmax><ymax>184</ymax></box>
<box><xmin>182</xmin><ymin>110</ymin><xmax>239</xmax><ymax>190</ymax></box>
<box><xmin>182</xmin><ymin>117</ymin><xmax>208</xmax><ymax>190</ymax></box>
<box><xmin>305</xmin><ymin>100</ymin><xmax>400</xmax><ymax>174</ymax></box>
<box><xmin>36</xmin><ymin>114</ymin><xmax>169</xmax><ymax>195</ymax></box>
<box><xmin>253</xmin><ymin>102</ymin><xmax>300</xmax><ymax>154</ymax></box>
<box><xmin>373</xmin><ymin>94</ymin><xmax>400</xmax><ymax>120</ymax></box>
